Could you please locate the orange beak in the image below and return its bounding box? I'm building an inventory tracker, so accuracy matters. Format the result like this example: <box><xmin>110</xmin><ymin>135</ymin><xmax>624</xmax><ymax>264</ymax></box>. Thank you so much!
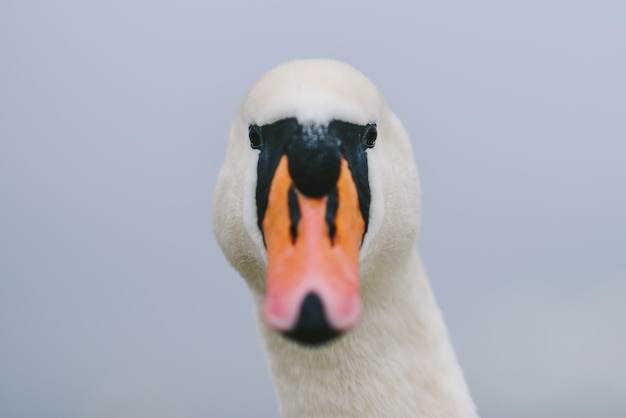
<box><xmin>261</xmin><ymin>155</ymin><xmax>364</xmax><ymax>336</ymax></box>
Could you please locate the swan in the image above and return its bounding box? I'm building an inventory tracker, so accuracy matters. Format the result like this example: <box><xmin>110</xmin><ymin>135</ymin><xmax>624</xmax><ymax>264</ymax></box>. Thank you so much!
<box><xmin>213</xmin><ymin>59</ymin><xmax>478</xmax><ymax>418</ymax></box>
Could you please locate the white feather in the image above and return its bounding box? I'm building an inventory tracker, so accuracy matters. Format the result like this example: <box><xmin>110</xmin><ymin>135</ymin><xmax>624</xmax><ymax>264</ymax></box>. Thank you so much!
<box><xmin>213</xmin><ymin>59</ymin><xmax>479</xmax><ymax>417</ymax></box>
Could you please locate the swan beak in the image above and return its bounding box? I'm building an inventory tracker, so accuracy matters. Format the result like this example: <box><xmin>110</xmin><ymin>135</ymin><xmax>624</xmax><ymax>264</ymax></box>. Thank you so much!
<box><xmin>261</xmin><ymin>155</ymin><xmax>364</xmax><ymax>345</ymax></box>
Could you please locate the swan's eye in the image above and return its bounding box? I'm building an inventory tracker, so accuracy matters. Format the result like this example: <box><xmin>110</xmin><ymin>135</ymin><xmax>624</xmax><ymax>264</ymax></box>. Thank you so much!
<box><xmin>248</xmin><ymin>125</ymin><xmax>263</xmax><ymax>149</ymax></box>
<box><xmin>363</xmin><ymin>124</ymin><xmax>377</xmax><ymax>148</ymax></box>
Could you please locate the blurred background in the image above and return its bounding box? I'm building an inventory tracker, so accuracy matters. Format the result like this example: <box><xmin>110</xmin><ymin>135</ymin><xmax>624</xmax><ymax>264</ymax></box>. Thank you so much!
<box><xmin>1</xmin><ymin>1</ymin><xmax>624</xmax><ymax>417</ymax></box>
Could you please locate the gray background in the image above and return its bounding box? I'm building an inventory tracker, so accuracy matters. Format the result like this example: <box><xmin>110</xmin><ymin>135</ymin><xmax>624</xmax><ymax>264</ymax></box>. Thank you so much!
<box><xmin>1</xmin><ymin>1</ymin><xmax>624</xmax><ymax>417</ymax></box>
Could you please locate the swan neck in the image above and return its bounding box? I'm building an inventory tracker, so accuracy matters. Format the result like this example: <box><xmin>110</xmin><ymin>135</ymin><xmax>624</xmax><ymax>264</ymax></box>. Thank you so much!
<box><xmin>257</xmin><ymin>249</ymin><xmax>478</xmax><ymax>418</ymax></box>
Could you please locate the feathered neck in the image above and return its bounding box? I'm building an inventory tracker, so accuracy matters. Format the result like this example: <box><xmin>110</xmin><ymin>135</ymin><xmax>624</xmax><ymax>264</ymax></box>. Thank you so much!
<box><xmin>254</xmin><ymin>249</ymin><xmax>478</xmax><ymax>418</ymax></box>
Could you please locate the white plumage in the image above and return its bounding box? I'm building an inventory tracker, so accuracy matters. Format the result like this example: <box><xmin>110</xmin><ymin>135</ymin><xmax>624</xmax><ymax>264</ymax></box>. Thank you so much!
<box><xmin>214</xmin><ymin>59</ymin><xmax>478</xmax><ymax>417</ymax></box>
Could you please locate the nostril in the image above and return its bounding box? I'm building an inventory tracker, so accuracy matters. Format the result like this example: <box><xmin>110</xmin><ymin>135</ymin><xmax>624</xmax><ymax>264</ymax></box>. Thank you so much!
<box><xmin>283</xmin><ymin>292</ymin><xmax>341</xmax><ymax>346</ymax></box>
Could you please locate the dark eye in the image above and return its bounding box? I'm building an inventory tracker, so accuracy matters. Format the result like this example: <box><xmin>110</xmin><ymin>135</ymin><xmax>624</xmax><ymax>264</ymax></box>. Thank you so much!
<box><xmin>363</xmin><ymin>124</ymin><xmax>377</xmax><ymax>148</ymax></box>
<box><xmin>248</xmin><ymin>125</ymin><xmax>263</xmax><ymax>149</ymax></box>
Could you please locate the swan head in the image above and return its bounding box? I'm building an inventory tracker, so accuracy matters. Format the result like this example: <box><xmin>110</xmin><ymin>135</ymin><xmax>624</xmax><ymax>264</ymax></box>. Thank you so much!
<box><xmin>214</xmin><ymin>59</ymin><xmax>421</xmax><ymax>346</ymax></box>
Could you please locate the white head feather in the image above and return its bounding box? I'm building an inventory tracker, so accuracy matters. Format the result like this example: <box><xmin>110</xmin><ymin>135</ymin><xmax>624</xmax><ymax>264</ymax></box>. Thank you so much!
<box><xmin>213</xmin><ymin>59</ymin><xmax>477</xmax><ymax>418</ymax></box>
<box><xmin>215</xmin><ymin>58</ymin><xmax>420</xmax><ymax>291</ymax></box>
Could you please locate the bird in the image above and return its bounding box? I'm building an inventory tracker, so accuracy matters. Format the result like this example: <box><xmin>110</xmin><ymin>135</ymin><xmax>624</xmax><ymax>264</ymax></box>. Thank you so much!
<box><xmin>213</xmin><ymin>59</ymin><xmax>478</xmax><ymax>418</ymax></box>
